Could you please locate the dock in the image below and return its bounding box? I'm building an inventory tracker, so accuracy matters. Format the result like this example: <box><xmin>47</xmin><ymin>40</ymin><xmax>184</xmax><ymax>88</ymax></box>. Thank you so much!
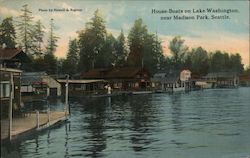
<box><xmin>1</xmin><ymin>111</ymin><xmax>67</xmax><ymax>142</ymax></box>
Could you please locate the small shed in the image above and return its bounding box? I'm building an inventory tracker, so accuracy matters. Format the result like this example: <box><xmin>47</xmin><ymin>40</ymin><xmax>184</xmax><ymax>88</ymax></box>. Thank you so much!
<box><xmin>21</xmin><ymin>72</ymin><xmax>61</xmax><ymax>96</ymax></box>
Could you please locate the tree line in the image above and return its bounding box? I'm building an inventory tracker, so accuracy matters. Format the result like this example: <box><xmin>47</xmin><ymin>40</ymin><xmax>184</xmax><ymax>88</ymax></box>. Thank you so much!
<box><xmin>0</xmin><ymin>6</ymin><xmax>248</xmax><ymax>76</ymax></box>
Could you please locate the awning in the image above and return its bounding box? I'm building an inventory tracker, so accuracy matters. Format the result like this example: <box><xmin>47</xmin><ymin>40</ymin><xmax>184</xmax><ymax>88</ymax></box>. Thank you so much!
<box><xmin>57</xmin><ymin>79</ymin><xmax>107</xmax><ymax>84</ymax></box>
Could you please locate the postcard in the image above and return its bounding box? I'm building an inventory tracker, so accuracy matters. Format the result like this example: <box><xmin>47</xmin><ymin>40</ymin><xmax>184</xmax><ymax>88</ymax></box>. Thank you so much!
<box><xmin>0</xmin><ymin>0</ymin><xmax>249</xmax><ymax>158</ymax></box>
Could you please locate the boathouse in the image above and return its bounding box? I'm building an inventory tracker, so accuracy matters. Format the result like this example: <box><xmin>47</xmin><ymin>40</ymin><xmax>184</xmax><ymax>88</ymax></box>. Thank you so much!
<box><xmin>203</xmin><ymin>72</ymin><xmax>239</xmax><ymax>88</ymax></box>
<box><xmin>0</xmin><ymin>48</ymin><xmax>30</xmax><ymax>69</ymax></box>
<box><xmin>81</xmin><ymin>67</ymin><xmax>151</xmax><ymax>91</ymax></box>
<box><xmin>57</xmin><ymin>79</ymin><xmax>107</xmax><ymax>96</ymax></box>
<box><xmin>239</xmin><ymin>74</ymin><xmax>250</xmax><ymax>86</ymax></box>
<box><xmin>151</xmin><ymin>70</ymin><xmax>192</xmax><ymax>92</ymax></box>
<box><xmin>21</xmin><ymin>72</ymin><xmax>61</xmax><ymax>96</ymax></box>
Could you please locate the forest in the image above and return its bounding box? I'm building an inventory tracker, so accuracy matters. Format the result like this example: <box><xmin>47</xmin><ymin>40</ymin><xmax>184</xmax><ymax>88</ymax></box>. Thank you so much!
<box><xmin>0</xmin><ymin>5</ymin><xmax>248</xmax><ymax>77</ymax></box>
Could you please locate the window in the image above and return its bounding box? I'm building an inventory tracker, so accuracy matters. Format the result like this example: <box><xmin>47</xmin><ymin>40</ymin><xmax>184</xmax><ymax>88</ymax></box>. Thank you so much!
<box><xmin>0</xmin><ymin>82</ymin><xmax>11</xmax><ymax>98</ymax></box>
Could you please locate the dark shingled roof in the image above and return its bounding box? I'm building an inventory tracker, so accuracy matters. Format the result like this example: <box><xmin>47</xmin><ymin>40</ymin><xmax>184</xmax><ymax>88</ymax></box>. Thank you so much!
<box><xmin>82</xmin><ymin>67</ymin><xmax>150</xmax><ymax>79</ymax></box>
<box><xmin>0</xmin><ymin>48</ymin><xmax>24</xmax><ymax>60</ymax></box>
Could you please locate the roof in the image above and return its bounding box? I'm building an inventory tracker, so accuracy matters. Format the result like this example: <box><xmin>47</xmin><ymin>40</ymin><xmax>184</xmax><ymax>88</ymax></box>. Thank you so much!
<box><xmin>0</xmin><ymin>48</ymin><xmax>24</xmax><ymax>60</ymax></box>
<box><xmin>57</xmin><ymin>79</ymin><xmax>107</xmax><ymax>84</ymax></box>
<box><xmin>0</xmin><ymin>67</ymin><xmax>22</xmax><ymax>73</ymax></box>
<box><xmin>239</xmin><ymin>75</ymin><xmax>250</xmax><ymax>81</ymax></box>
<box><xmin>21</xmin><ymin>72</ymin><xmax>47</xmax><ymax>86</ymax></box>
<box><xmin>204</xmin><ymin>72</ymin><xmax>238</xmax><ymax>78</ymax></box>
<box><xmin>82</xmin><ymin>67</ymin><xmax>149</xmax><ymax>79</ymax></box>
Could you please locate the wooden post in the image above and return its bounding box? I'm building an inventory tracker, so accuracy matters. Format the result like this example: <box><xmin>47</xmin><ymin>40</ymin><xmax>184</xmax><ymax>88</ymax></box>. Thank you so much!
<box><xmin>47</xmin><ymin>108</ymin><xmax>50</xmax><ymax>126</ymax></box>
<box><xmin>36</xmin><ymin>110</ymin><xmax>40</xmax><ymax>128</ymax></box>
<box><xmin>9</xmin><ymin>72</ymin><xmax>14</xmax><ymax>140</ymax></box>
<box><xmin>65</xmin><ymin>75</ymin><xmax>69</xmax><ymax>118</ymax></box>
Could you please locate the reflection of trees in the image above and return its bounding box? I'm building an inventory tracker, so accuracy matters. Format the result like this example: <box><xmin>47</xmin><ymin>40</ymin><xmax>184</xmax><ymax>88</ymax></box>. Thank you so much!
<box><xmin>128</xmin><ymin>95</ymin><xmax>159</xmax><ymax>152</ymax></box>
<box><xmin>169</xmin><ymin>93</ymin><xmax>183</xmax><ymax>132</ymax></box>
<box><xmin>81</xmin><ymin>98</ymin><xmax>108</xmax><ymax>157</ymax></box>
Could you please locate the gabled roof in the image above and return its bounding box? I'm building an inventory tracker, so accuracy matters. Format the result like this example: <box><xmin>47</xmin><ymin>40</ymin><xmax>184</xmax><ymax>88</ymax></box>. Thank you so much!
<box><xmin>0</xmin><ymin>48</ymin><xmax>24</xmax><ymax>60</ymax></box>
<box><xmin>21</xmin><ymin>72</ymin><xmax>47</xmax><ymax>86</ymax></box>
<box><xmin>204</xmin><ymin>72</ymin><xmax>238</xmax><ymax>78</ymax></box>
<box><xmin>82</xmin><ymin>67</ymin><xmax>149</xmax><ymax>79</ymax></box>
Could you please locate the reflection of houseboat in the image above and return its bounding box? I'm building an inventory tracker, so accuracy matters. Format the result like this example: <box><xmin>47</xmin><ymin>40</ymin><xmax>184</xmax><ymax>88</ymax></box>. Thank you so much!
<box><xmin>81</xmin><ymin>67</ymin><xmax>151</xmax><ymax>92</ymax></box>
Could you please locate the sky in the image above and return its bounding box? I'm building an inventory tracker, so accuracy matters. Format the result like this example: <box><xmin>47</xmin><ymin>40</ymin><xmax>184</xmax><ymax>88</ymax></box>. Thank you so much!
<box><xmin>1</xmin><ymin>0</ymin><xmax>249</xmax><ymax>66</ymax></box>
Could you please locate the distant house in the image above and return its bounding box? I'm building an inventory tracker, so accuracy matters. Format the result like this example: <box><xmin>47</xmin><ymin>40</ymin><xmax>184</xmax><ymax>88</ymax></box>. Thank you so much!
<box><xmin>203</xmin><ymin>72</ymin><xmax>239</xmax><ymax>88</ymax></box>
<box><xmin>57</xmin><ymin>79</ymin><xmax>107</xmax><ymax>96</ymax></box>
<box><xmin>0</xmin><ymin>67</ymin><xmax>22</xmax><ymax>119</ymax></box>
<box><xmin>239</xmin><ymin>74</ymin><xmax>250</xmax><ymax>86</ymax></box>
<box><xmin>81</xmin><ymin>67</ymin><xmax>151</xmax><ymax>91</ymax></box>
<box><xmin>21</xmin><ymin>72</ymin><xmax>61</xmax><ymax>96</ymax></box>
<box><xmin>0</xmin><ymin>48</ymin><xmax>30</xmax><ymax>69</ymax></box>
<box><xmin>151</xmin><ymin>70</ymin><xmax>192</xmax><ymax>92</ymax></box>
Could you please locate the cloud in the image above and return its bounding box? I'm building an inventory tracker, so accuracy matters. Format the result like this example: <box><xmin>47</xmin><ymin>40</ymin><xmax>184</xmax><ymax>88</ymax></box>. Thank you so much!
<box><xmin>0</xmin><ymin>6</ymin><xmax>20</xmax><ymax>17</ymax></box>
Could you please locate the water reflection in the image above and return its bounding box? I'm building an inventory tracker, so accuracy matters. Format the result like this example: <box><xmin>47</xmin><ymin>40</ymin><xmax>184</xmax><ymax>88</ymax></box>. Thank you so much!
<box><xmin>170</xmin><ymin>93</ymin><xmax>183</xmax><ymax>132</ymax></box>
<box><xmin>128</xmin><ymin>95</ymin><xmax>159</xmax><ymax>152</ymax></box>
<box><xmin>2</xmin><ymin>88</ymin><xmax>250</xmax><ymax>158</ymax></box>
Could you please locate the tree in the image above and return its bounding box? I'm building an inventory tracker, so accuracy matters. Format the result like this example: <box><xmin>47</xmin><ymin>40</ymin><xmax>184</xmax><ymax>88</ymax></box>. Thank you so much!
<box><xmin>95</xmin><ymin>33</ymin><xmax>116</xmax><ymax>68</ymax></box>
<box><xmin>16</xmin><ymin>4</ymin><xmax>34</xmax><ymax>55</ymax></box>
<box><xmin>43</xmin><ymin>18</ymin><xmax>59</xmax><ymax>74</ymax></box>
<box><xmin>143</xmin><ymin>33</ymin><xmax>164</xmax><ymax>74</ymax></box>
<box><xmin>62</xmin><ymin>39</ymin><xmax>79</xmax><ymax>75</ymax></box>
<box><xmin>32</xmin><ymin>20</ymin><xmax>45</xmax><ymax>57</ymax></box>
<box><xmin>127</xmin><ymin>18</ymin><xmax>147</xmax><ymax>67</ymax></box>
<box><xmin>114</xmin><ymin>30</ymin><xmax>128</xmax><ymax>67</ymax></box>
<box><xmin>78</xmin><ymin>9</ymin><xmax>107</xmax><ymax>72</ymax></box>
<box><xmin>0</xmin><ymin>17</ymin><xmax>16</xmax><ymax>48</ymax></box>
<box><xmin>229</xmin><ymin>53</ymin><xmax>244</xmax><ymax>74</ymax></box>
<box><xmin>209</xmin><ymin>51</ymin><xmax>229</xmax><ymax>72</ymax></box>
<box><xmin>168</xmin><ymin>36</ymin><xmax>188</xmax><ymax>71</ymax></box>
<box><xmin>127</xmin><ymin>18</ymin><xmax>164</xmax><ymax>74</ymax></box>
<box><xmin>46</xmin><ymin>18</ymin><xmax>59</xmax><ymax>55</ymax></box>
<box><xmin>189</xmin><ymin>47</ymin><xmax>209</xmax><ymax>75</ymax></box>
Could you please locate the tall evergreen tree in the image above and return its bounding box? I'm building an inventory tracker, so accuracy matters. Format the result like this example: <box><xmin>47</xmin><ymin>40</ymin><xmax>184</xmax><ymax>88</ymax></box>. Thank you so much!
<box><xmin>95</xmin><ymin>33</ymin><xmax>116</xmax><ymax>68</ymax></box>
<box><xmin>0</xmin><ymin>17</ymin><xmax>16</xmax><ymax>48</ymax></box>
<box><xmin>46</xmin><ymin>18</ymin><xmax>59</xmax><ymax>54</ymax></box>
<box><xmin>62</xmin><ymin>39</ymin><xmax>79</xmax><ymax>75</ymax></box>
<box><xmin>44</xmin><ymin>18</ymin><xmax>59</xmax><ymax>74</ymax></box>
<box><xmin>127</xmin><ymin>18</ymin><xmax>164</xmax><ymax>74</ymax></box>
<box><xmin>127</xmin><ymin>18</ymin><xmax>147</xmax><ymax>67</ymax></box>
<box><xmin>33</xmin><ymin>20</ymin><xmax>45</xmax><ymax>57</ymax></box>
<box><xmin>114</xmin><ymin>30</ymin><xmax>128</xmax><ymax>67</ymax></box>
<box><xmin>16</xmin><ymin>4</ymin><xmax>34</xmax><ymax>55</ymax></box>
<box><xmin>78</xmin><ymin>9</ymin><xmax>107</xmax><ymax>72</ymax></box>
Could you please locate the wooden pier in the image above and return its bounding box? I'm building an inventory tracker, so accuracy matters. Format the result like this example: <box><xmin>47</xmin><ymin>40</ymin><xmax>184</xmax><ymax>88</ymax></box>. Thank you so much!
<box><xmin>1</xmin><ymin>111</ymin><xmax>67</xmax><ymax>142</ymax></box>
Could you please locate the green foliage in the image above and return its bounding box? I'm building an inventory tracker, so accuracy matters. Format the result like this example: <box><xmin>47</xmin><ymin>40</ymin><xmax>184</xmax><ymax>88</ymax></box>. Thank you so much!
<box><xmin>114</xmin><ymin>30</ymin><xmax>128</xmax><ymax>67</ymax></box>
<box><xmin>16</xmin><ymin>4</ymin><xmax>34</xmax><ymax>55</ymax></box>
<box><xmin>127</xmin><ymin>18</ymin><xmax>147</xmax><ymax>66</ymax></box>
<box><xmin>127</xmin><ymin>18</ymin><xmax>164</xmax><ymax>74</ymax></box>
<box><xmin>168</xmin><ymin>36</ymin><xmax>188</xmax><ymax>71</ymax></box>
<box><xmin>46</xmin><ymin>19</ymin><xmax>59</xmax><ymax>55</ymax></box>
<box><xmin>43</xmin><ymin>53</ymin><xmax>57</xmax><ymax>74</ymax></box>
<box><xmin>78</xmin><ymin>9</ymin><xmax>107</xmax><ymax>72</ymax></box>
<box><xmin>95</xmin><ymin>34</ymin><xmax>116</xmax><ymax>68</ymax></box>
<box><xmin>0</xmin><ymin>17</ymin><xmax>16</xmax><ymax>48</ymax></box>
<box><xmin>32</xmin><ymin>20</ymin><xmax>45</xmax><ymax>57</ymax></box>
<box><xmin>62</xmin><ymin>39</ymin><xmax>79</xmax><ymax>75</ymax></box>
<box><xmin>188</xmin><ymin>47</ymin><xmax>209</xmax><ymax>75</ymax></box>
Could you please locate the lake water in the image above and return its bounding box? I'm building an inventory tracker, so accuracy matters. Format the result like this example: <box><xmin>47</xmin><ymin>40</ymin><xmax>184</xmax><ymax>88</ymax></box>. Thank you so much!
<box><xmin>2</xmin><ymin>87</ymin><xmax>250</xmax><ymax>158</ymax></box>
